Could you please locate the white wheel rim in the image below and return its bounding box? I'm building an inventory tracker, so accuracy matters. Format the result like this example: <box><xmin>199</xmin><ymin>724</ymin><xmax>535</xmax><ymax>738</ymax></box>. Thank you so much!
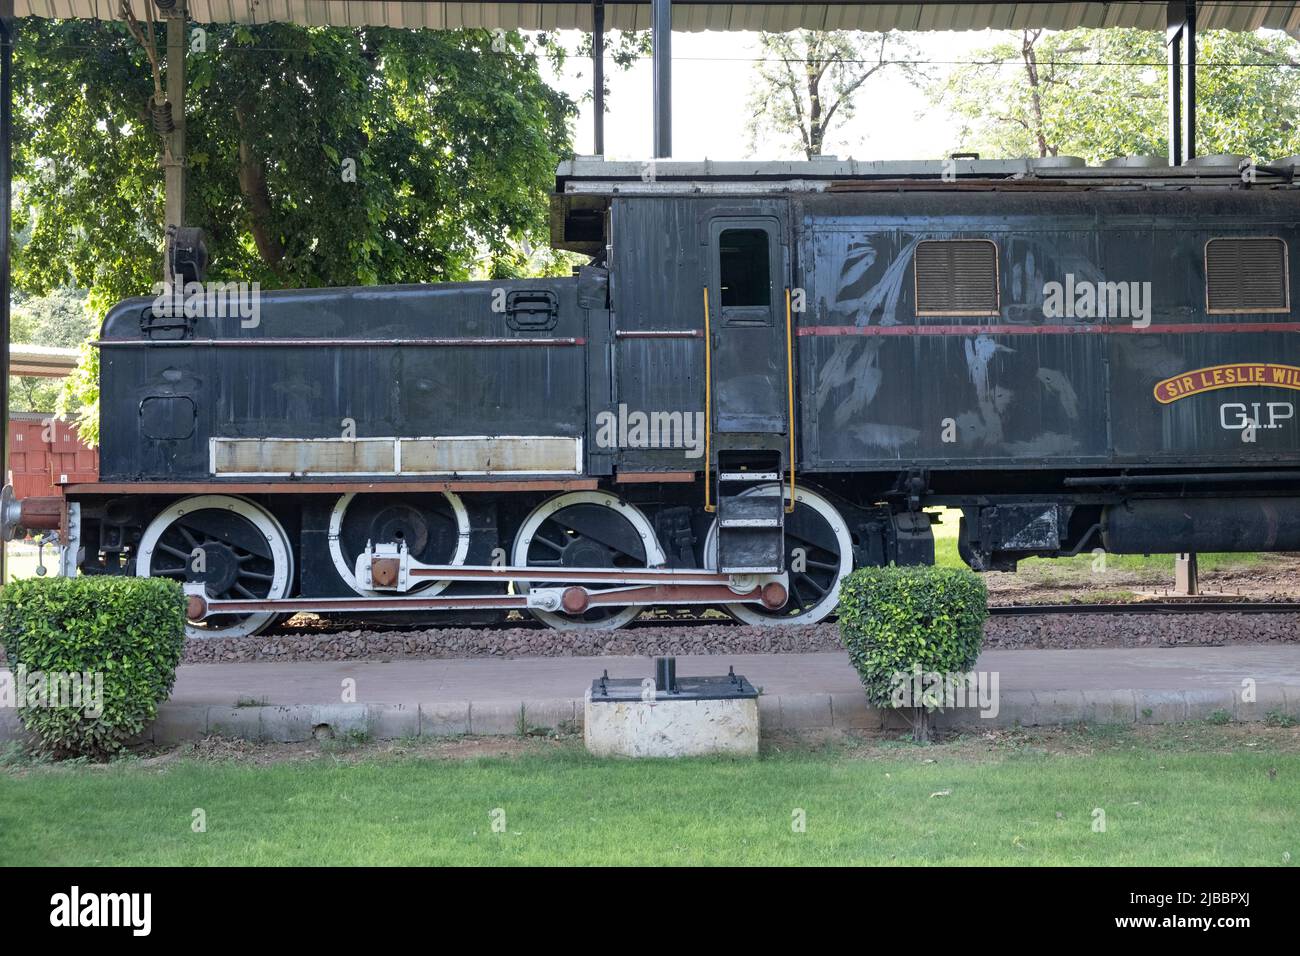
<box><xmin>328</xmin><ymin>491</ymin><xmax>470</xmax><ymax>597</ymax></box>
<box><xmin>512</xmin><ymin>491</ymin><xmax>665</xmax><ymax>631</ymax></box>
<box><xmin>704</xmin><ymin>484</ymin><xmax>852</xmax><ymax>627</ymax></box>
<box><xmin>137</xmin><ymin>495</ymin><xmax>294</xmax><ymax>639</ymax></box>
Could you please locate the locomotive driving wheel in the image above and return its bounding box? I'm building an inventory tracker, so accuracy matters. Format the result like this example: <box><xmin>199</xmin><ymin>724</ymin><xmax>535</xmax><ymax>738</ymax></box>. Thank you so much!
<box><xmin>136</xmin><ymin>495</ymin><xmax>294</xmax><ymax>639</ymax></box>
<box><xmin>329</xmin><ymin>492</ymin><xmax>470</xmax><ymax>596</ymax></box>
<box><xmin>705</xmin><ymin>484</ymin><xmax>853</xmax><ymax>626</ymax></box>
<box><xmin>512</xmin><ymin>491</ymin><xmax>665</xmax><ymax>630</ymax></box>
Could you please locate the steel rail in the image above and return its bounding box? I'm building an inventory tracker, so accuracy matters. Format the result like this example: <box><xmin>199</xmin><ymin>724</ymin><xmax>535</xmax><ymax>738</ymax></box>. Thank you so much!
<box><xmin>990</xmin><ymin>601</ymin><xmax>1300</xmax><ymax>615</ymax></box>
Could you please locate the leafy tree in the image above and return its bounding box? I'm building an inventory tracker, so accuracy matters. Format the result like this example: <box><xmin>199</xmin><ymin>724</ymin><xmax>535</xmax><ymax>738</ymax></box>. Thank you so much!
<box><xmin>9</xmin><ymin>375</ymin><xmax>61</xmax><ymax>415</ymax></box>
<box><xmin>14</xmin><ymin>18</ymin><xmax>576</xmax><ymax>317</ymax></box>
<box><xmin>8</xmin><ymin>289</ymin><xmax>95</xmax><ymax>414</ymax></box>
<box><xmin>12</xmin><ymin>17</ymin><xmax>576</xmax><ymax>436</ymax></box>
<box><xmin>541</xmin><ymin>29</ymin><xmax>652</xmax><ymax>118</ymax></box>
<box><xmin>56</xmin><ymin>342</ymin><xmax>100</xmax><ymax>446</ymax></box>
<box><xmin>746</xmin><ymin>31</ymin><xmax>920</xmax><ymax>159</ymax></box>
<box><xmin>11</xmin><ymin>289</ymin><xmax>95</xmax><ymax>348</ymax></box>
<box><xmin>937</xmin><ymin>28</ymin><xmax>1300</xmax><ymax>163</ymax></box>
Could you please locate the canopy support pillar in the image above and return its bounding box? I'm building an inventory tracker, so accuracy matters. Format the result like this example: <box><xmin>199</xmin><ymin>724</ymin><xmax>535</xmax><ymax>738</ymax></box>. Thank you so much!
<box><xmin>1167</xmin><ymin>0</ymin><xmax>1197</xmax><ymax>165</ymax></box>
<box><xmin>652</xmin><ymin>0</ymin><xmax>671</xmax><ymax>158</ymax></box>
<box><xmin>592</xmin><ymin>0</ymin><xmax>605</xmax><ymax>156</ymax></box>
<box><xmin>1</xmin><ymin>8</ymin><xmax>12</xmax><ymax>586</ymax></box>
<box><xmin>164</xmin><ymin>0</ymin><xmax>187</xmax><ymax>232</ymax></box>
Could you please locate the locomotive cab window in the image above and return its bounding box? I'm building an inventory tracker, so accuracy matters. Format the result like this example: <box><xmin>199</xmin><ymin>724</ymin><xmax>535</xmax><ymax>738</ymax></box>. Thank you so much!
<box><xmin>719</xmin><ymin>229</ymin><xmax>772</xmax><ymax>308</ymax></box>
<box><xmin>1205</xmin><ymin>238</ymin><xmax>1290</xmax><ymax>313</ymax></box>
<box><xmin>914</xmin><ymin>239</ymin><xmax>1000</xmax><ymax>316</ymax></box>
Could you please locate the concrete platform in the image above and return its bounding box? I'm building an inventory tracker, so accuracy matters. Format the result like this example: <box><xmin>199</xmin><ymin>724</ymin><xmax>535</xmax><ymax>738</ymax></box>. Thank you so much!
<box><xmin>3</xmin><ymin>647</ymin><xmax>1299</xmax><ymax>746</ymax></box>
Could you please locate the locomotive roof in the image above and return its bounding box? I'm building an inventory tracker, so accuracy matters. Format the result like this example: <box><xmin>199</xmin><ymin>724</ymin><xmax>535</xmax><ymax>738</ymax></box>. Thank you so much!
<box><xmin>555</xmin><ymin>155</ymin><xmax>1300</xmax><ymax>194</ymax></box>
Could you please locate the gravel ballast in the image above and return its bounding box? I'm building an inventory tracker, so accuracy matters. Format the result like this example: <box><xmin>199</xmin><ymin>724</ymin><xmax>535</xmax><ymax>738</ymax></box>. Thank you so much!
<box><xmin>180</xmin><ymin>611</ymin><xmax>1300</xmax><ymax>663</ymax></box>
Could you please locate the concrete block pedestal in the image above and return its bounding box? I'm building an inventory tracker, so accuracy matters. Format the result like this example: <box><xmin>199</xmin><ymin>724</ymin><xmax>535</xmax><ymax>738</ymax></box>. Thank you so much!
<box><xmin>584</xmin><ymin>660</ymin><xmax>760</xmax><ymax>758</ymax></box>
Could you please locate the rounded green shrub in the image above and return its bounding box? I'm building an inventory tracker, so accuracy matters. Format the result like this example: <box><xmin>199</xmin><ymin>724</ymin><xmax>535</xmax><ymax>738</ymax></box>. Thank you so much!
<box><xmin>838</xmin><ymin>565</ymin><xmax>989</xmax><ymax>739</ymax></box>
<box><xmin>1</xmin><ymin>576</ymin><xmax>186</xmax><ymax>758</ymax></box>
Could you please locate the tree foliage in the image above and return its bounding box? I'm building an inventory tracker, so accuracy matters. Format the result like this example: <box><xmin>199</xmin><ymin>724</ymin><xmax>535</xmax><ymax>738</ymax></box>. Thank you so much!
<box><xmin>544</xmin><ymin>29</ymin><xmax>652</xmax><ymax>110</ymax></box>
<box><xmin>8</xmin><ymin>289</ymin><xmax>95</xmax><ymax>414</ymax></box>
<box><xmin>11</xmin><ymin>18</ymin><xmax>576</xmax><ymax>431</ymax></box>
<box><xmin>10</xmin><ymin>289</ymin><xmax>95</xmax><ymax>349</ymax></box>
<box><xmin>13</xmin><ymin>18</ymin><xmax>576</xmax><ymax>317</ymax></box>
<box><xmin>56</xmin><ymin>342</ymin><xmax>100</xmax><ymax>446</ymax></box>
<box><xmin>746</xmin><ymin>31</ymin><xmax>920</xmax><ymax>159</ymax></box>
<box><xmin>937</xmin><ymin>28</ymin><xmax>1300</xmax><ymax>163</ymax></box>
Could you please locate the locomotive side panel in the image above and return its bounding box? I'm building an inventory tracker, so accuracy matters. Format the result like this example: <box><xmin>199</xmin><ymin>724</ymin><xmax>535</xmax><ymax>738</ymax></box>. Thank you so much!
<box><xmin>605</xmin><ymin>195</ymin><xmax>798</xmax><ymax>473</ymax></box>
<box><xmin>1104</xmin><ymin>204</ymin><xmax>1300</xmax><ymax>464</ymax></box>
<box><xmin>98</xmin><ymin>280</ymin><xmax>590</xmax><ymax>481</ymax></box>
<box><xmin>607</xmin><ymin>197</ymin><xmax>709</xmax><ymax>472</ymax></box>
<box><xmin>796</xmin><ymin>193</ymin><xmax>1111</xmax><ymax>469</ymax></box>
<box><xmin>796</xmin><ymin>190</ymin><xmax>1300</xmax><ymax>474</ymax></box>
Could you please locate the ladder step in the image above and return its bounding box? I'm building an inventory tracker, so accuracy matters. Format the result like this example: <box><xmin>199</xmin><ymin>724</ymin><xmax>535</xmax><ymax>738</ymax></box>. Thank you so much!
<box><xmin>716</xmin><ymin>453</ymin><xmax>785</xmax><ymax>573</ymax></box>
<box><xmin>716</xmin><ymin>495</ymin><xmax>783</xmax><ymax>520</ymax></box>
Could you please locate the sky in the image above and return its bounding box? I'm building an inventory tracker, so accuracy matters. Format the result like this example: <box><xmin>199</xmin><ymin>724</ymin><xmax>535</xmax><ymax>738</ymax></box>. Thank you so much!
<box><xmin>542</xmin><ymin>29</ymin><xmax>1005</xmax><ymax>162</ymax></box>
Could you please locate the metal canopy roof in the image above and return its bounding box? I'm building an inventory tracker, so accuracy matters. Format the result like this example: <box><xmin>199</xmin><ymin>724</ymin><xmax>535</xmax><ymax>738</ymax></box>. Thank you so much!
<box><xmin>13</xmin><ymin>1</ymin><xmax>1300</xmax><ymax>34</ymax></box>
<box><xmin>8</xmin><ymin>344</ymin><xmax>80</xmax><ymax>378</ymax></box>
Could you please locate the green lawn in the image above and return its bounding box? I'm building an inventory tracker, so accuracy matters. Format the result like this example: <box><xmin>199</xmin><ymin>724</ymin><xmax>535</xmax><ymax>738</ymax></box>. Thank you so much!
<box><xmin>927</xmin><ymin>508</ymin><xmax>1264</xmax><ymax>581</ymax></box>
<box><xmin>933</xmin><ymin>533</ymin><xmax>1262</xmax><ymax>576</ymax></box>
<box><xmin>3</xmin><ymin>727</ymin><xmax>1297</xmax><ymax>866</ymax></box>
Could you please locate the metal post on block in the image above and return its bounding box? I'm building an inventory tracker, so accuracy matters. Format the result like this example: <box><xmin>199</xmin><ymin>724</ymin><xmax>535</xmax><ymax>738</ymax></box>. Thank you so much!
<box><xmin>1175</xmin><ymin>552</ymin><xmax>1199</xmax><ymax>596</ymax></box>
<box><xmin>654</xmin><ymin>656</ymin><xmax>677</xmax><ymax>695</ymax></box>
<box><xmin>587</xmin><ymin>664</ymin><xmax>760</xmax><ymax>757</ymax></box>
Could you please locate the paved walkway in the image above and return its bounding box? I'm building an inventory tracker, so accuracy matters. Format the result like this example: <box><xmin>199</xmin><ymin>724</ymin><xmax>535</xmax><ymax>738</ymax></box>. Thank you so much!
<box><xmin>170</xmin><ymin>647</ymin><xmax>1300</xmax><ymax>706</ymax></box>
<box><xmin>4</xmin><ymin>647</ymin><xmax>1299</xmax><ymax>744</ymax></box>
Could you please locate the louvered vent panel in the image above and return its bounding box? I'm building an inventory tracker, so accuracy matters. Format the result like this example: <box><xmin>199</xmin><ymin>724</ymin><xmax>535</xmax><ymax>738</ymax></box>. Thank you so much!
<box><xmin>915</xmin><ymin>240</ymin><xmax>999</xmax><ymax>315</ymax></box>
<box><xmin>1206</xmin><ymin>239</ymin><xmax>1289</xmax><ymax>313</ymax></box>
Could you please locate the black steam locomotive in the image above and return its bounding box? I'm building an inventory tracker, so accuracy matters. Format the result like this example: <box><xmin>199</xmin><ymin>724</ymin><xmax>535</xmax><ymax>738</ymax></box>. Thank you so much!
<box><xmin>8</xmin><ymin>154</ymin><xmax>1300</xmax><ymax>638</ymax></box>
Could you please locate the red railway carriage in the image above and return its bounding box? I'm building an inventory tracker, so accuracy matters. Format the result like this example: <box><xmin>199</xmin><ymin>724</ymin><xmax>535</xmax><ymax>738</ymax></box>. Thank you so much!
<box><xmin>7</xmin><ymin>412</ymin><xmax>98</xmax><ymax>501</ymax></box>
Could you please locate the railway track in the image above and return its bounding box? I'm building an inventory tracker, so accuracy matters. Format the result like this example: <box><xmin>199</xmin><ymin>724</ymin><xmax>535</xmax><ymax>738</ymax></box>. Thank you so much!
<box><xmin>188</xmin><ymin>597</ymin><xmax>1300</xmax><ymax>664</ymax></box>
<box><xmin>990</xmin><ymin>600</ymin><xmax>1300</xmax><ymax>616</ymax></box>
<box><xmin>265</xmin><ymin>598</ymin><xmax>1300</xmax><ymax>635</ymax></box>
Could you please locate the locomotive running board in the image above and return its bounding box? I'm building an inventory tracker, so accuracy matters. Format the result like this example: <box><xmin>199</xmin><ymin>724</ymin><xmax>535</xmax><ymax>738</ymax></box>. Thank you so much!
<box><xmin>183</xmin><ymin>575</ymin><xmax>790</xmax><ymax>622</ymax></box>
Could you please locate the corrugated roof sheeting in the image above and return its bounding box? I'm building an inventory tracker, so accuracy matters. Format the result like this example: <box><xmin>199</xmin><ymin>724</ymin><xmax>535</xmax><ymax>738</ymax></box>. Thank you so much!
<box><xmin>11</xmin><ymin>1</ymin><xmax>1300</xmax><ymax>34</ymax></box>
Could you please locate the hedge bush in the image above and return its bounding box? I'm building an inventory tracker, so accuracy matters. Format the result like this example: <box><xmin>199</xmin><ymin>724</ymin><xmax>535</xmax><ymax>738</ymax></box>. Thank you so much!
<box><xmin>838</xmin><ymin>565</ymin><xmax>989</xmax><ymax>740</ymax></box>
<box><xmin>0</xmin><ymin>576</ymin><xmax>186</xmax><ymax>758</ymax></box>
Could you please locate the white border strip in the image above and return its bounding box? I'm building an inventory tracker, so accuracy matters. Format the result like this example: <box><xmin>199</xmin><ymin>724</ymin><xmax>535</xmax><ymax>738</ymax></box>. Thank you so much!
<box><xmin>210</xmin><ymin>435</ymin><xmax>584</xmax><ymax>477</ymax></box>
